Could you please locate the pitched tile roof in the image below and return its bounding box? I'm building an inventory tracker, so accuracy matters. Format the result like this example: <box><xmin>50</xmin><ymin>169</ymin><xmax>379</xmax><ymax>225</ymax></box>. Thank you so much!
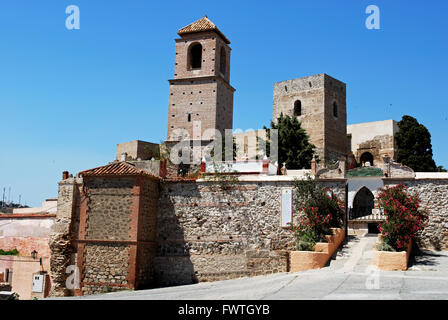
<box><xmin>79</xmin><ymin>161</ymin><xmax>160</xmax><ymax>180</ymax></box>
<box><xmin>178</xmin><ymin>16</ymin><xmax>230</xmax><ymax>44</ymax></box>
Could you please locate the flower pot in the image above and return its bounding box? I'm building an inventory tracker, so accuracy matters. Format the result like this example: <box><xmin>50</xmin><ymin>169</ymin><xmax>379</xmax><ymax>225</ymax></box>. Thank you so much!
<box><xmin>289</xmin><ymin>228</ymin><xmax>345</xmax><ymax>272</ymax></box>
<box><xmin>371</xmin><ymin>237</ymin><xmax>412</xmax><ymax>271</ymax></box>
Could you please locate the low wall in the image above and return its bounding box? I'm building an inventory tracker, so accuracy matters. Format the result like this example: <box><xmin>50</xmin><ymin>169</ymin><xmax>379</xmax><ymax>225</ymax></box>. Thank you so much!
<box><xmin>155</xmin><ymin>178</ymin><xmax>346</xmax><ymax>286</ymax></box>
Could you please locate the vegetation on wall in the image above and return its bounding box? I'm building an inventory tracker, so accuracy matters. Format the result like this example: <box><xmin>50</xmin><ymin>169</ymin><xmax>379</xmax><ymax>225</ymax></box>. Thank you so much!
<box><xmin>0</xmin><ymin>248</ymin><xmax>19</xmax><ymax>256</ymax></box>
<box><xmin>396</xmin><ymin>115</ymin><xmax>446</xmax><ymax>172</ymax></box>
<box><xmin>262</xmin><ymin>113</ymin><xmax>316</xmax><ymax>169</ymax></box>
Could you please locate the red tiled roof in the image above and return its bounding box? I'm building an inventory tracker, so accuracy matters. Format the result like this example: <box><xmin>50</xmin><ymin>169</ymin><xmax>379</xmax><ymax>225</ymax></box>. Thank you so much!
<box><xmin>79</xmin><ymin>162</ymin><xmax>160</xmax><ymax>180</ymax></box>
<box><xmin>178</xmin><ymin>16</ymin><xmax>230</xmax><ymax>44</ymax></box>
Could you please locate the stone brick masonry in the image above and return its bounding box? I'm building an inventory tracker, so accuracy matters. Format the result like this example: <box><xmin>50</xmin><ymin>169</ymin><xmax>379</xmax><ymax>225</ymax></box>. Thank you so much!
<box><xmin>154</xmin><ymin>179</ymin><xmax>346</xmax><ymax>286</ymax></box>
<box><xmin>50</xmin><ymin>173</ymin><xmax>448</xmax><ymax>296</ymax></box>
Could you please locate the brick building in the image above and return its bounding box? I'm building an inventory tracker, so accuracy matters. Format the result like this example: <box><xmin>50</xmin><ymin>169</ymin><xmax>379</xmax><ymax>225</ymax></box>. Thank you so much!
<box><xmin>167</xmin><ymin>16</ymin><xmax>234</xmax><ymax>144</ymax></box>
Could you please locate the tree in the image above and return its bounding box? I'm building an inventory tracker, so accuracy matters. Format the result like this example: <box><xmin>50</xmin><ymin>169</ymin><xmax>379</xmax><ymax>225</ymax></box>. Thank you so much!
<box><xmin>263</xmin><ymin>113</ymin><xmax>316</xmax><ymax>169</ymax></box>
<box><xmin>210</xmin><ymin>134</ymin><xmax>237</xmax><ymax>161</ymax></box>
<box><xmin>395</xmin><ymin>115</ymin><xmax>438</xmax><ymax>172</ymax></box>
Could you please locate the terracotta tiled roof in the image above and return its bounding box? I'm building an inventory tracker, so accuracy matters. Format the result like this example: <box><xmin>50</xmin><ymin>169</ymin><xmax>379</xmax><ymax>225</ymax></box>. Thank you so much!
<box><xmin>79</xmin><ymin>162</ymin><xmax>160</xmax><ymax>180</ymax></box>
<box><xmin>178</xmin><ymin>16</ymin><xmax>230</xmax><ymax>44</ymax></box>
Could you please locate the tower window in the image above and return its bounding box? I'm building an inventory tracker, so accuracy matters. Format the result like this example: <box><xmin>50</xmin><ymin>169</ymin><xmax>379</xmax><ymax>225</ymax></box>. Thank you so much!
<box><xmin>333</xmin><ymin>102</ymin><xmax>338</xmax><ymax>118</ymax></box>
<box><xmin>294</xmin><ymin>100</ymin><xmax>302</xmax><ymax>116</ymax></box>
<box><xmin>220</xmin><ymin>47</ymin><xmax>226</xmax><ymax>75</ymax></box>
<box><xmin>188</xmin><ymin>43</ymin><xmax>202</xmax><ymax>69</ymax></box>
<box><xmin>187</xmin><ymin>113</ymin><xmax>191</xmax><ymax>122</ymax></box>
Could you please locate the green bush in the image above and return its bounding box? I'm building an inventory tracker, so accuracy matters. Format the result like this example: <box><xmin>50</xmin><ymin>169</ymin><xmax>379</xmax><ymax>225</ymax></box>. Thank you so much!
<box><xmin>0</xmin><ymin>248</ymin><xmax>19</xmax><ymax>256</ymax></box>
<box><xmin>290</xmin><ymin>176</ymin><xmax>345</xmax><ymax>251</ymax></box>
<box><xmin>377</xmin><ymin>184</ymin><xmax>426</xmax><ymax>251</ymax></box>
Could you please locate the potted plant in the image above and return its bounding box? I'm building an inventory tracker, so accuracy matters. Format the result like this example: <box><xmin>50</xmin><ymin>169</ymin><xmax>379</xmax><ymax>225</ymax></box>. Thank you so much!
<box><xmin>372</xmin><ymin>184</ymin><xmax>426</xmax><ymax>270</ymax></box>
<box><xmin>289</xmin><ymin>177</ymin><xmax>345</xmax><ymax>272</ymax></box>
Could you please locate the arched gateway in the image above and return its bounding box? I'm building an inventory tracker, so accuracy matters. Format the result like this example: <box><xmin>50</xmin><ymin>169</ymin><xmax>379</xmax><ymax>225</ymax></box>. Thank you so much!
<box><xmin>351</xmin><ymin>187</ymin><xmax>374</xmax><ymax>219</ymax></box>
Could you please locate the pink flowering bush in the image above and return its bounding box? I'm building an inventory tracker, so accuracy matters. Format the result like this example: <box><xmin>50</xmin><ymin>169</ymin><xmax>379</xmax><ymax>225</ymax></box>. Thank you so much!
<box><xmin>290</xmin><ymin>177</ymin><xmax>345</xmax><ymax>251</ymax></box>
<box><xmin>377</xmin><ymin>184</ymin><xmax>426</xmax><ymax>252</ymax></box>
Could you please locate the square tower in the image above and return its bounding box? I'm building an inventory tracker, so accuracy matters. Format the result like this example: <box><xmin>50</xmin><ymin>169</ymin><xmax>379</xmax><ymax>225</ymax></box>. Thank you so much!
<box><xmin>272</xmin><ymin>74</ymin><xmax>349</xmax><ymax>163</ymax></box>
<box><xmin>167</xmin><ymin>16</ymin><xmax>235</xmax><ymax>142</ymax></box>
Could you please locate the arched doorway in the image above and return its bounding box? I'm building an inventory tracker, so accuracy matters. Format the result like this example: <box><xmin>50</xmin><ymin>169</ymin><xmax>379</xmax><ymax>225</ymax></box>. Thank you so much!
<box><xmin>360</xmin><ymin>152</ymin><xmax>374</xmax><ymax>166</ymax></box>
<box><xmin>350</xmin><ymin>187</ymin><xmax>374</xmax><ymax>219</ymax></box>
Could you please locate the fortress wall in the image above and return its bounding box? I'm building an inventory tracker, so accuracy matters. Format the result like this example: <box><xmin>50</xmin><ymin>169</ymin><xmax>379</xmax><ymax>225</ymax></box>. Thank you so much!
<box><xmin>384</xmin><ymin>178</ymin><xmax>448</xmax><ymax>250</ymax></box>
<box><xmin>155</xmin><ymin>179</ymin><xmax>346</xmax><ymax>286</ymax></box>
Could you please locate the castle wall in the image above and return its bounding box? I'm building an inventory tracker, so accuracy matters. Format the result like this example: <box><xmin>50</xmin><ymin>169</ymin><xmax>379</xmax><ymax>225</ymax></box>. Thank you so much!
<box><xmin>49</xmin><ymin>177</ymin><xmax>82</xmax><ymax>297</ymax></box>
<box><xmin>49</xmin><ymin>173</ymin><xmax>448</xmax><ymax>296</ymax></box>
<box><xmin>74</xmin><ymin>176</ymin><xmax>158</xmax><ymax>296</ymax></box>
<box><xmin>384</xmin><ymin>178</ymin><xmax>448</xmax><ymax>250</ymax></box>
<box><xmin>154</xmin><ymin>179</ymin><xmax>346</xmax><ymax>286</ymax></box>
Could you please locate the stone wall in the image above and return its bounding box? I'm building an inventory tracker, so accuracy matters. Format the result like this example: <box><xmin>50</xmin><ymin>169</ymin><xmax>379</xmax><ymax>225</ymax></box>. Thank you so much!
<box><xmin>81</xmin><ymin>243</ymin><xmax>130</xmax><ymax>295</ymax></box>
<box><xmin>136</xmin><ymin>179</ymin><xmax>159</xmax><ymax>287</ymax></box>
<box><xmin>49</xmin><ymin>177</ymin><xmax>82</xmax><ymax>297</ymax></box>
<box><xmin>84</xmin><ymin>177</ymin><xmax>134</xmax><ymax>240</ymax></box>
<box><xmin>74</xmin><ymin>175</ymin><xmax>159</xmax><ymax>296</ymax></box>
<box><xmin>384</xmin><ymin>179</ymin><xmax>448</xmax><ymax>250</ymax></box>
<box><xmin>154</xmin><ymin>179</ymin><xmax>346</xmax><ymax>286</ymax></box>
<box><xmin>272</xmin><ymin>74</ymin><xmax>348</xmax><ymax>162</ymax></box>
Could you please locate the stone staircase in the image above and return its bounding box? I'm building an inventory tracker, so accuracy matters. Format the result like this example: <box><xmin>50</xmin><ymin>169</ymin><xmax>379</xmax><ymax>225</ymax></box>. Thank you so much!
<box><xmin>325</xmin><ymin>234</ymin><xmax>379</xmax><ymax>272</ymax></box>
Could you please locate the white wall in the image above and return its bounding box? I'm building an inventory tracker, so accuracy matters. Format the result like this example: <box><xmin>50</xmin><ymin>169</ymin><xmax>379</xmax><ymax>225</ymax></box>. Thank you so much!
<box><xmin>347</xmin><ymin>177</ymin><xmax>384</xmax><ymax>209</ymax></box>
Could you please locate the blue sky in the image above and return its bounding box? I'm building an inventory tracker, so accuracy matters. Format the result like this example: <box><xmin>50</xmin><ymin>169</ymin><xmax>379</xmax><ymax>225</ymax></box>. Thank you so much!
<box><xmin>0</xmin><ymin>0</ymin><xmax>447</xmax><ymax>206</ymax></box>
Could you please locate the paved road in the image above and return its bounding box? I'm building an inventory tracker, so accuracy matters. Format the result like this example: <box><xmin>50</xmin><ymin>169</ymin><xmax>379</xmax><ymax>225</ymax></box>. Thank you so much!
<box><xmin>54</xmin><ymin>235</ymin><xmax>448</xmax><ymax>300</ymax></box>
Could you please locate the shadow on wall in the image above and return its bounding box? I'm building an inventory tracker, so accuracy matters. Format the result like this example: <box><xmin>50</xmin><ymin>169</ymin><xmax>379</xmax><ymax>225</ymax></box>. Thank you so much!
<box><xmin>153</xmin><ymin>182</ymin><xmax>202</xmax><ymax>287</ymax></box>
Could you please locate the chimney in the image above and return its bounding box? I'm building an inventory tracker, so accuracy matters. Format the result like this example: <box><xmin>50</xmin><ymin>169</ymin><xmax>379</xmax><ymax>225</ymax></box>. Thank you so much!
<box><xmin>62</xmin><ymin>171</ymin><xmax>69</xmax><ymax>180</ymax></box>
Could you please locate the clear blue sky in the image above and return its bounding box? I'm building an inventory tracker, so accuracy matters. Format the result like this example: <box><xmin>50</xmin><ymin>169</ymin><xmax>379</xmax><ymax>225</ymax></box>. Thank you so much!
<box><xmin>1</xmin><ymin>0</ymin><xmax>447</xmax><ymax>206</ymax></box>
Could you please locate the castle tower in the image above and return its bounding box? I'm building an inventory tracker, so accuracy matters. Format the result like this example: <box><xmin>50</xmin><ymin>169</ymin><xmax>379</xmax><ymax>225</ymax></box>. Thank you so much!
<box><xmin>167</xmin><ymin>16</ymin><xmax>235</xmax><ymax>142</ymax></box>
<box><xmin>272</xmin><ymin>74</ymin><xmax>349</xmax><ymax>163</ymax></box>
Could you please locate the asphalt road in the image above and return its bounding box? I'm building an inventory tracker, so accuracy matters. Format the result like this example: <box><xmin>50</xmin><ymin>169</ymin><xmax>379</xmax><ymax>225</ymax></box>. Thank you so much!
<box><xmin>52</xmin><ymin>235</ymin><xmax>448</xmax><ymax>300</ymax></box>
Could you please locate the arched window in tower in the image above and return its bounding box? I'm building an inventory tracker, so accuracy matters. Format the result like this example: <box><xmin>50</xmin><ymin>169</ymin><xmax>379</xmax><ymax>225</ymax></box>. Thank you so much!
<box><xmin>293</xmin><ymin>100</ymin><xmax>302</xmax><ymax>116</ymax></box>
<box><xmin>333</xmin><ymin>101</ymin><xmax>338</xmax><ymax>118</ymax></box>
<box><xmin>220</xmin><ymin>47</ymin><xmax>226</xmax><ymax>75</ymax></box>
<box><xmin>188</xmin><ymin>43</ymin><xmax>202</xmax><ymax>69</ymax></box>
<box><xmin>187</xmin><ymin>113</ymin><xmax>191</xmax><ymax>122</ymax></box>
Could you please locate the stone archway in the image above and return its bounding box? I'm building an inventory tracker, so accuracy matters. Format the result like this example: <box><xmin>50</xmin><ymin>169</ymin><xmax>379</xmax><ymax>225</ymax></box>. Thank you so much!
<box><xmin>360</xmin><ymin>152</ymin><xmax>374</xmax><ymax>166</ymax></box>
<box><xmin>351</xmin><ymin>187</ymin><xmax>374</xmax><ymax>219</ymax></box>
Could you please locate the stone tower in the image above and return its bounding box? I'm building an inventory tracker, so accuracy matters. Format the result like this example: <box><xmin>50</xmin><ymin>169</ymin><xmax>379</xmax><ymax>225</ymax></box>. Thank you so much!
<box><xmin>272</xmin><ymin>74</ymin><xmax>349</xmax><ymax>163</ymax></box>
<box><xmin>167</xmin><ymin>16</ymin><xmax>235</xmax><ymax>143</ymax></box>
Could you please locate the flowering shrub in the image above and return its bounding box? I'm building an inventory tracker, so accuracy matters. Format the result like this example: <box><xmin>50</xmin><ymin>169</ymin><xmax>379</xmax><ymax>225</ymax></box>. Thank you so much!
<box><xmin>377</xmin><ymin>184</ymin><xmax>426</xmax><ymax>252</ymax></box>
<box><xmin>291</xmin><ymin>177</ymin><xmax>345</xmax><ymax>251</ymax></box>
